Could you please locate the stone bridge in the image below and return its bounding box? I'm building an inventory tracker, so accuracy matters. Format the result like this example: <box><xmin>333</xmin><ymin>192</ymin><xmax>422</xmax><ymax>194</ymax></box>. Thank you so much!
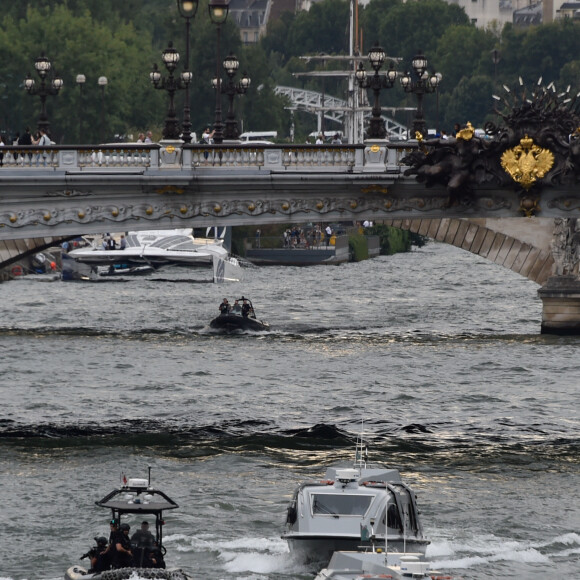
<box><xmin>0</xmin><ymin>134</ymin><xmax>579</xmax><ymax>334</ymax></box>
<box><xmin>2</xmin><ymin>141</ymin><xmax>580</xmax><ymax>243</ymax></box>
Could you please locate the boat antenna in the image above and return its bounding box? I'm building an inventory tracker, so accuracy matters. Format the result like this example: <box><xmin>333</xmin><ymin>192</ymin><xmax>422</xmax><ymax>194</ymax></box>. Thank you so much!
<box><xmin>384</xmin><ymin>500</ymin><xmax>388</xmax><ymax>557</ymax></box>
<box><xmin>148</xmin><ymin>465</ymin><xmax>152</xmax><ymax>487</ymax></box>
<box><xmin>403</xmin><ymin>503</ymin><xmax>407</xmax><ymax>553</ymax></box>
<box><xmin>355</xmin><ymin>420</ymin><xmax>368</xmax><ymax>469</ymax></box>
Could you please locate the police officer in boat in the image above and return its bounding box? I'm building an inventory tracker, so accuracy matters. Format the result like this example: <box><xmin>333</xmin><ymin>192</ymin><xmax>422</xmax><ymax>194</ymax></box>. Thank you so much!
<box><xmin>219</xmin><ymin>298</ymin><xmax>230</xmax><ymax>315</ymax></box>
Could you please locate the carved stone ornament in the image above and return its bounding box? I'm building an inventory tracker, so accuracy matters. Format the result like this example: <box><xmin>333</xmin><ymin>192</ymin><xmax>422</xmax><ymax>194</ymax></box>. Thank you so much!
<box><xmin>0</xmin><ymin>195</ymin><xmax>410</xmax><ymax>230</ymax></box>
<box><xmin>501</xmin><ymin>135</ymin><xmax>554</xmax><ymax>190</ymax></box>
<box><xmin>46</xmin><ymin>189</ymin><xmax>93</xmax><ymax>197</ymax></box>
<box><xmin>551</xmin><ymin>218</ymin><xmax>580</xmax><ymax>276</ymax></box>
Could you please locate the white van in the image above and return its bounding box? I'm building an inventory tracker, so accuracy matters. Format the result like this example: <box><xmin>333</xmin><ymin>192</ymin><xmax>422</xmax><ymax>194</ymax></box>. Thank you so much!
<box><xmin>239</xmin><ymin>131</ymin><xmax>277</xmax><ymax>144</ymax></box>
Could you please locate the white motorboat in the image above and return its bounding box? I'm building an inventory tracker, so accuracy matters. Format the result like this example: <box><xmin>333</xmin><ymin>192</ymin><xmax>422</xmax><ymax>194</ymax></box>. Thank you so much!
<box><xmin>314</xmin><ymin>502</ymin><xmax>454</xmax><ymax>580</ymax></box>
<box><xmin>68</xmin><ymin>229</ymin><xmax>226</xmax><ymax>268</ymax></box>
<box><xmin>65</xmin><ymin>469</ymin><xmax>192</xmax><ymax>580</ymax></box>
<box><xmin>282</xmin><ymin>436</ymin><xmax>430</xmax><ymax>565</ymax></box>
<box><xmin>66</xmin><ymin>229</ymin><xmax>243</xmax><ymax>282</ymax></box>
<box><xmin>314</xmin><ymin>551</ymin><xmax>447</xmax><ymax>580</ymax></box>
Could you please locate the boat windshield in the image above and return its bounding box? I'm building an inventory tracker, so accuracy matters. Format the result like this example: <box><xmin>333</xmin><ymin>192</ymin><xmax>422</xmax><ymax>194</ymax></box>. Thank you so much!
<box><xmin>311</xmin><ymin>493</ymin><xmax>373</xmax><ymax>516</ymax></box>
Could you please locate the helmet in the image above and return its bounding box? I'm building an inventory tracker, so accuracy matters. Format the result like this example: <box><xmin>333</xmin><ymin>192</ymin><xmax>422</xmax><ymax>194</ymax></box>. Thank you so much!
<box><xmin>120</xmin><ymin>523</ymin><xmax>131</xmax><ymax>532</ymax></box>
<box><xmin>95</xmin><ymin>536</ymin><xmax>108</xmax><ymax>546</ymax></box>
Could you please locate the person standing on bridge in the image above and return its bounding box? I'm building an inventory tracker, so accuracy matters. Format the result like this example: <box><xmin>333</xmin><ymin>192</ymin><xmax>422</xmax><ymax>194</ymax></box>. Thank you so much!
<box><xmin>18</xmin><ymin>127</ymin><xmax>33</xmax><ymax>165</ymax></box>
<box><xmin>202</xmin><ymin>127</ymin><xmax>214</xmax><ymax>144</ymax></box>
<box><xmin>34</xmin><ymin>128</ymin><xmax>51</xmax><ymax>166</ymax></box>
<box><xmin>325</xmin><ymin>225</ymin><xmax>332</xmax><ymax>247</ymax></box>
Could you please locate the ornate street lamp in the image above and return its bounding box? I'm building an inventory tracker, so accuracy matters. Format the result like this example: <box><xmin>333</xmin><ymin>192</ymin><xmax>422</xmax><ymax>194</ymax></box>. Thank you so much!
<box><xmin>98</xmin><ymin>76</ymin><xmax>108</xmax><ymax>143</ymax></box>
<box><xmin>176</xmin><ymin>0</ymin><xmax>199</xmax><ymax>143</ymax></box>
<box><xmin>355</xmin><ymin>43</ymin><xmax>397</xmax><ymax>139</ymax></box>
<box><xmin>213</xmin><ymin>53</ymin><xmax>250</xmax><ymax>140</ymax></box>
<box><xmin>149</xmin><ymin>42</ymin><xmax>192</xmax><ymax>140</ymax></box>
<box><xmin>208</xmin><ymin>0</ymin><xmax>230</xmax><ymax>144</ymax></box>
<box><xmin>400</xmin><ymin>51</ymin><xmax>442</xmax><ymax>139</ymax></box>
<box><xmin>76</xmin><ymin>74</ymin><xmax>86</xmax><ymax>143</ymax></box>
<box><xmin>24</xmin><ymin>53</ymin><xmax>63</xmax><ymax>134</ymax></box>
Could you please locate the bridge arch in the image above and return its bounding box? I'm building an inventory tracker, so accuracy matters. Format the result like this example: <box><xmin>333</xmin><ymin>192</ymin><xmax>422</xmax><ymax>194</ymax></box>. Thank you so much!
<box><xmin>384</xmin><ymin>218</ymin><xmax>556</xmax><ymax>285</ymax></box>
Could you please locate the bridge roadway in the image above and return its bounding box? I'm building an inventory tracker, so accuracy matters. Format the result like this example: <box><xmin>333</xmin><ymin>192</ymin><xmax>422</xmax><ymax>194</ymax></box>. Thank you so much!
<box><xmin>2</xmin><ymin>141</ymin><xmax>580</xmax><ymax>243</ymax></box>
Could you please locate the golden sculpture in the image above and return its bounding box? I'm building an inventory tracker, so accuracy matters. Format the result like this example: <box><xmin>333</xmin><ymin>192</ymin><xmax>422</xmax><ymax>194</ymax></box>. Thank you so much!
<box><xmin>457</xmin><ymin>122</ymin><xmax>474</xmax><ymax>141</ymax></box>
<box><xmin>500</xmin><ymin>135</ymin><xmax>554</xmax><ymax>190</ymax></box>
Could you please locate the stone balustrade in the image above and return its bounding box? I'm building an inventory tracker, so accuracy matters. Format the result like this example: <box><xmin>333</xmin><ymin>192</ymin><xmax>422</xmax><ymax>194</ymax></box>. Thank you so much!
<box><xmin>0</xmin><ymin>141</ymin><xmax>412</xmax><ymax>172</ymax></box>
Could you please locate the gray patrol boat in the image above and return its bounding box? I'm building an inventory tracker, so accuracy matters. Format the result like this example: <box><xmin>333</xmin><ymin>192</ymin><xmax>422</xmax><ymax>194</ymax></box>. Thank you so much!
<box><xmin>282</xmin><ymin>436</ymin><xmax>430</xmax><ymax>565</ymax></box>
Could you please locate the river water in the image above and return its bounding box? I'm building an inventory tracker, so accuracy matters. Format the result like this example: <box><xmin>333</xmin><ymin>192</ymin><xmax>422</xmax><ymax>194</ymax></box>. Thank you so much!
<box><xmin>1</xmin><ymin>242</ymin><xmax>579</xmax><ymax>580</ymax></box>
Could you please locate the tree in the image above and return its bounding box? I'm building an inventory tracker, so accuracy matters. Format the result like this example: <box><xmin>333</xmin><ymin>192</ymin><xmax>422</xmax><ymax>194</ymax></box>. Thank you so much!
<box><xmin>286</xmin><ymin>0</ymin><xmax>351</xmax><ymax>57</ymax></box>
<box><xmin>0</xmin><ymin>4</ymin><xmax>159</xmax><ymax>143</ymax></box>
<box><xmin>443</xmin><ymin>75</ymin><xmax>495</xmax><ymax>130</ymax></box>
<box><xmin>433</xmin><ymin>25</ymin><xmax>496</xmax><ymax>91</ymax></box>
<box><xmin>367</xmin><ymin>0</ymin><xmax>470</xmax><ymax>63</ymax></box>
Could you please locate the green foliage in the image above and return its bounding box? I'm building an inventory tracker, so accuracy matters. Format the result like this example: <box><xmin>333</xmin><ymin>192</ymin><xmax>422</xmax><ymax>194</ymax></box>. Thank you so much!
<box><xmin>433</xmin><ymin>25</ymin><xmax>496</xmax><ymax>91</ymax></box>
<box><xmin>0</xmin><ymin>4</ymin><xmax>160</xmax><ymax>143</ymax></box>
<box><xmin>365</xmin><ymin>0</ymin><xmax>470</xmax><ymax>63</ymax></box>
<box><xmin>286</xmin><ymin>0</ymin><xmax>351</xmax><ymax>58</ymax></box>
<box><xmin>366</xmin><ymin>224</ymin><xmax>417</xmax><ymax>255</ymax></box>
<box><xmin>348</xmin><ymin>234</ymin><xmax>369</xmax><ymax>262</ymax></box>
<box><xmin>443</xmin><ymin>75</ymin><xmax>495</xmax><ymax>130</ymax></box>
<box><xmin>1</xmin><ymin>0</ymin><xmax>579</xmax><ymax>142</ymax></box>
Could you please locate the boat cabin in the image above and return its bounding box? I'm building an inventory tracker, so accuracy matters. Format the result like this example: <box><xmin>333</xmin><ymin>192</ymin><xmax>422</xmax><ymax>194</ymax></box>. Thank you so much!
<box><xmin>283</xmin><ymin>466</ymin><xmax>428</xmax><ymax>564</ymax></box>
<box><xmin>96</xmin><ymin>476</ymin><xmax>179</xmax><ymax>561</ymax></box>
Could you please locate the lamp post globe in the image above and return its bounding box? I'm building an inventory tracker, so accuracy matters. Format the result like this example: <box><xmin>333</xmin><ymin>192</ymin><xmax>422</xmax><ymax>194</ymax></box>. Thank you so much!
<box><xmin>368</xmin><ymin>44</ymin><xmax>385</xmax><ymax>72</ymax></box>
<box><xmin>34</xmin><ymin>54</ymin><xmax>51</xmax><ymax>79</ymax></box>
<box><xmin>162</xmin><ymin>43</ymin><xmax>180</xmax><ymax>72</ymax></box>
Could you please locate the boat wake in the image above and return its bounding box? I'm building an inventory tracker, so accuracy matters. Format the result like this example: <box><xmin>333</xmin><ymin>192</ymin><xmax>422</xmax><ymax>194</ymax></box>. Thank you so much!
<box><xmin>172</xmin><ymin>533</ymin><xmax>311</xmax><ymax>577</ymax></box>
<box><xmin>425</xmin><ymin>531</ymin><xmax>580</xmax><ymax>570</ymax></box>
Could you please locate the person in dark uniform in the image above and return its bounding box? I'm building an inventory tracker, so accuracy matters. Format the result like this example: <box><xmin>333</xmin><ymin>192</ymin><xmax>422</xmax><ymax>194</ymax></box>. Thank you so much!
<box><xmin>219</xmin><ymin>298</ymin><xmax>230</xmax><ymax>315</ymax></box>
<box><xmin>241</xmin><ymin>299</ymin><xmax>252</xmax><ymax>318</ymax></box>
<box><xmin>131</xmin><ymin>521</ymin><xmax>157</xmax><ymax>568</ymax></box>
<box><xmin>88</xmin><ymin>536</ymin><xmax>111</xmax><ymax>573</ymax></box>
<box><xmin>112</xmin><ymin>523</ymin><xmax>133</xmax><ymax>568</ymax></box>
<box><xmin>103</xmin><ymin>519</ymin><xmax>119</xmax><ymax>561</ymax></box>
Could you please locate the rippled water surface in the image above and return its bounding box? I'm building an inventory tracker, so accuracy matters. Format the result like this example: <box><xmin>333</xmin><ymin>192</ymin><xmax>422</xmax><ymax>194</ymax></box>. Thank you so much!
<box><xmin>1</xmin><ymin>242</ymin><xmax>579</xmax><ymax>580</ymax></box>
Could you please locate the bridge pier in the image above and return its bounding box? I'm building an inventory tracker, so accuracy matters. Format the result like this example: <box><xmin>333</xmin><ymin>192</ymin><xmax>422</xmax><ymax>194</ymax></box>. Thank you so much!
<box><xmin>537</xmin><ymin>218</ymin><xmax>580</xmax><ymax>335</ymax></box>
<box><xmin>538</xmin><ymin>276</ymin><xmax>580</xmax><ymax>335</ymax></box>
